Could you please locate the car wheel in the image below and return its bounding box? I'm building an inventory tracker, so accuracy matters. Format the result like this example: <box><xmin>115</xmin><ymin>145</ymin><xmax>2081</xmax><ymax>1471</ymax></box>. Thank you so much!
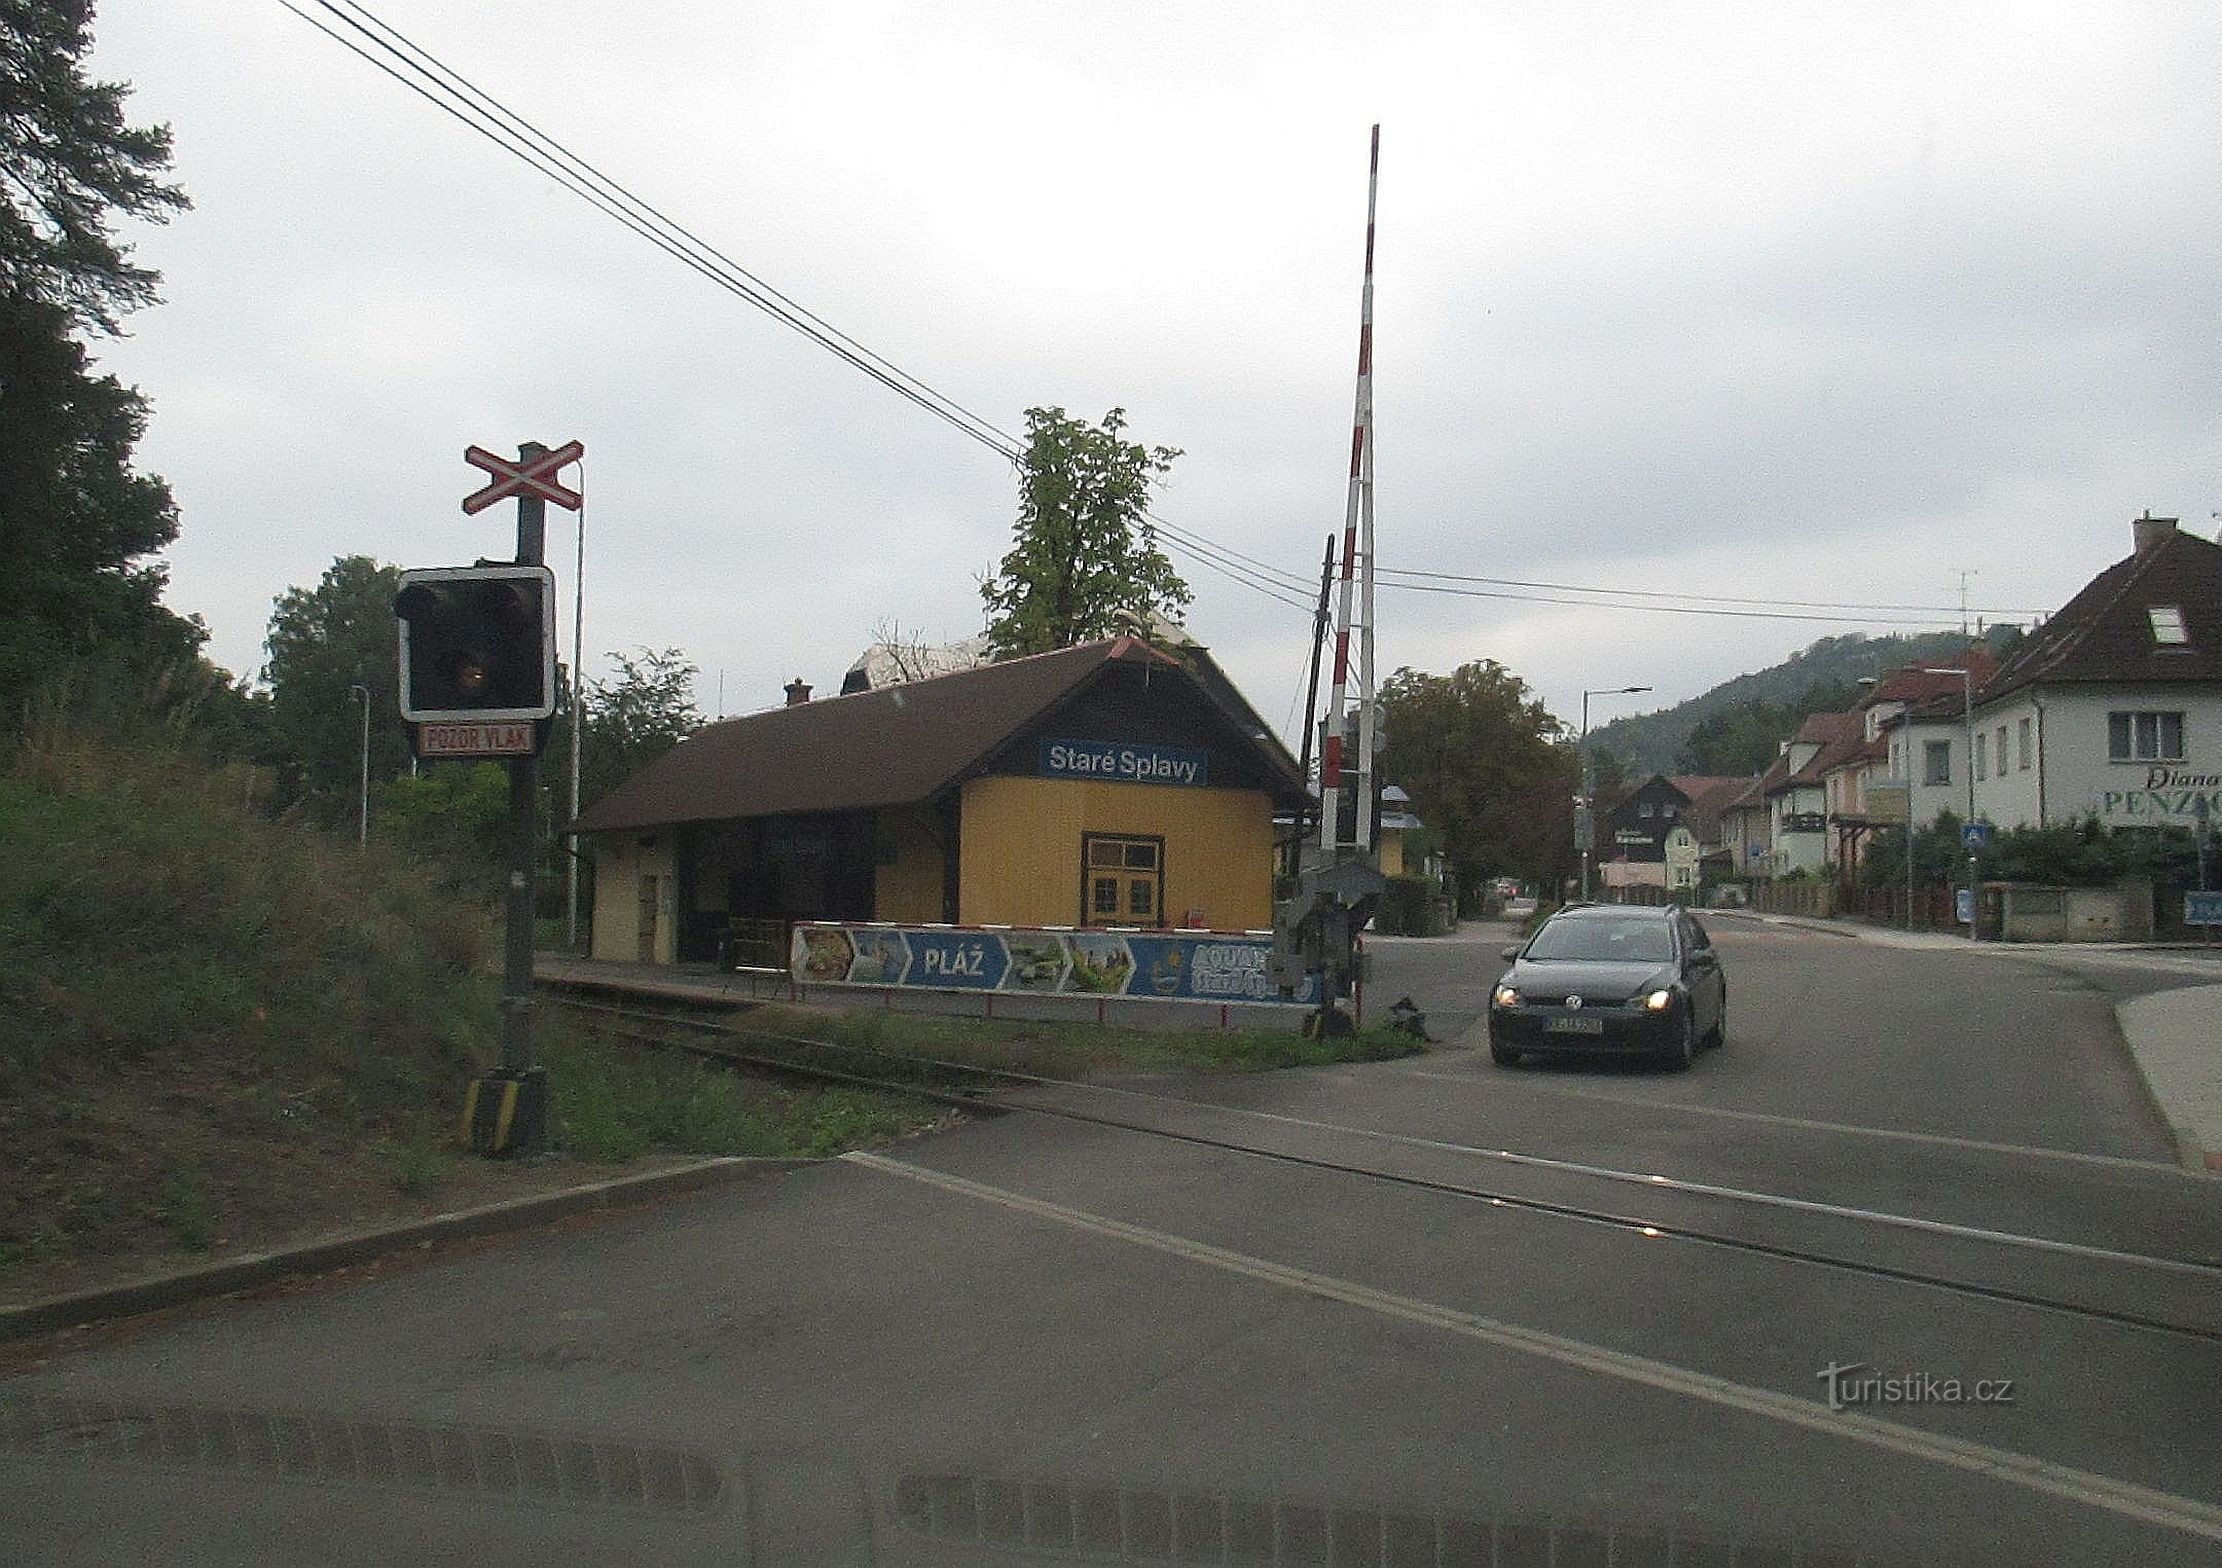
<box><xmin>1659</xmin><ymin>1012</ymin><xmax>1696</xmax><ymax>1072</ymax></box>
<box><xmin>1707</xmin><ymin>996</ymin><xmax>1727</xmax><ymax>1049</ymax></box>
<box><xmin>1490</xmin><ymin>1040</ymin><xmax>1523</xmax><ymax>1067</ymax></box>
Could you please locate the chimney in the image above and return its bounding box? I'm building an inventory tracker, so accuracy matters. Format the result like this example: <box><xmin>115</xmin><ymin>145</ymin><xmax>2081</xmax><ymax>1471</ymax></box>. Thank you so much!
<box><xmin>2132</xmin><ymin>510</ymin><xmax>2179</xmax><ymax>554</ymax></box>
<box><xmin>783</xmin><ymin>678</ymin><xmax>812</xmax><ymax>707</ymax></box>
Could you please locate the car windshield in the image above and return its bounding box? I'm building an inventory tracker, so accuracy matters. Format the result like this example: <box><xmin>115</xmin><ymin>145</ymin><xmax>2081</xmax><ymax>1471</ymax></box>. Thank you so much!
<box><xmin>1525</xmin><ymin>918</ymin><xmax>1674</xmax><ymax>964</ymax></box>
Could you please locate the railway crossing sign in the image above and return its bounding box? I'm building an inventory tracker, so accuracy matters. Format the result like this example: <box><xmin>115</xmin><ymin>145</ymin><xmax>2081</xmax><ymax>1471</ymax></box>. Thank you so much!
<box><xmin>462</xmin><ymin>439</ymin><xmax>584</xmax><ymax>514</ymax></box>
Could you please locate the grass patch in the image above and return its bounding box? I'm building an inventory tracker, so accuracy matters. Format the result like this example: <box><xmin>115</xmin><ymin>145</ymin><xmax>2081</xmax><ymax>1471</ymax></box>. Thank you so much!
<box><xmin>147</xmin><ymin>1173</ymin><xmax>219</xmax><ymax>1253</ymax></box>
<box><xmin>538</xmin><ymin>1013</ymin><xmax>941</xmax><ymax>1163</ymax></box>
<box><xmin>736</xmin><ymin>1003</ymin><xmax>1425</xmax><ymax>1081</ymax></box>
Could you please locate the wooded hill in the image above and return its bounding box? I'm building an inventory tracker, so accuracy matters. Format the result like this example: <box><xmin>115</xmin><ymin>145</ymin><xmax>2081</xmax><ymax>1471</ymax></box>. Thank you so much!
<box><xmin>1588</xmin><ymin>629</ymin><xmax>2022</xmax><ymax>778</ymax></box>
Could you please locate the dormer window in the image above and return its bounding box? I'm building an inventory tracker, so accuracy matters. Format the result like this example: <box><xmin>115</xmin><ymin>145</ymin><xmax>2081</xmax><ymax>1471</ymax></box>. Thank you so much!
<box><xmin>2150</xmin><ymin>606</ymin><xmax>2188</xmax><ymax>646</ymax></box>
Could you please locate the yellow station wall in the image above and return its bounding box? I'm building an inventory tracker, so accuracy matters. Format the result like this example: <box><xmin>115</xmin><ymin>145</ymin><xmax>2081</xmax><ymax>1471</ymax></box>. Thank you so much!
<box><xmin>872</xmin><ymin>803</ymin><xmax>947</xmax><ymax>924</ymax></box>
<box><xmin>957</xmin><ymin>775</ymin><xmax>1275</xmax><ymax>931</ymax></box>
<box><xmin>590</xmin><ymin>832</ymin><xmax>677</xmax><ymax>964</ymax></box>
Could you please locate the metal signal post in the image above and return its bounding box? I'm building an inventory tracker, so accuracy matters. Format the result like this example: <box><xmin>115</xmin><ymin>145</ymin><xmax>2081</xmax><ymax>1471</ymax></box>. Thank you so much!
<box><xmin>427</xmin><ymin>437</ymin><xmax>584</xmax><ymax>1156</ymax></box>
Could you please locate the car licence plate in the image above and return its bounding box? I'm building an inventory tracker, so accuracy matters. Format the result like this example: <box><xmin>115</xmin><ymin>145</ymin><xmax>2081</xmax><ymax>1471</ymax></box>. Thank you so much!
<box><xmin>1545</xmin><ymin>1015</ymin><xmax>1605</xmax><ymax>1035</ymax></box>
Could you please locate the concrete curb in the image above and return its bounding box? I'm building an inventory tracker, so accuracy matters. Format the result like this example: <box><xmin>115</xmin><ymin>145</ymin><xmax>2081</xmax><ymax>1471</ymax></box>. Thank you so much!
<box><xmin>0</xmin><ymin>1156</ymin><xmax>812</xmax><ymax>1345</ymax></box>
<box><xmin>2115</xmin><ymin>986</ymin><xmax>2222</xmax><ymax>1176</ymax></box>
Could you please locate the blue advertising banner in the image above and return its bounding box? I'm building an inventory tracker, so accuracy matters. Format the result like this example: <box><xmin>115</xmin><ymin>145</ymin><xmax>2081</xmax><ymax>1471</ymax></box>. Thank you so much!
<box><xmin>1038</xmin><ymin>738</ymin><xmax>1209</xmax><ymax>788</ymax></box>
<box><xmin>2185</xmin><ymin>890</ymin><xmax>2222</xmax><ymax>927</ymax></box>
<box><xmin>790</xmin><ymin>924</ymin><xmax>1315</xmax><ymax>1004</ymax></box>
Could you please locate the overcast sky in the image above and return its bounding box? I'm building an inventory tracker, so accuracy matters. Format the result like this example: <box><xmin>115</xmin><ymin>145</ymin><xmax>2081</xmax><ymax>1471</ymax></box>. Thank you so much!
<box><xmin>87</xmin><ymin>1</ymin><xmax>2222</xmax><ymax>748</ymax></box>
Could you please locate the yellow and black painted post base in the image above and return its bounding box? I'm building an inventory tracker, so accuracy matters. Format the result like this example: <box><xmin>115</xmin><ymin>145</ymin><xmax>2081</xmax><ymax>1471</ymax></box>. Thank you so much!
<box><xmin>461</xmin><ymin>1067</ymin><xmax>549</xmax><ymax>1158</ymax></box>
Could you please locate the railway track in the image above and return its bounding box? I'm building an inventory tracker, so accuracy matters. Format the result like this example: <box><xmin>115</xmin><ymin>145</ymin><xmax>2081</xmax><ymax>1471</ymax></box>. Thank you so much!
<box><xmin>542</xmin><ymin>992</ymin><xmax>2222</xmax><ymax>1346</ymax></box>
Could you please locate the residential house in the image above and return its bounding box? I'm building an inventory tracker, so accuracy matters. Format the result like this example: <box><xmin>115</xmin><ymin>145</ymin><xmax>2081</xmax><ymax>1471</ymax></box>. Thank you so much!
<box><xmin>1717</xmin><ymin>777</ymin><xmax>1773</xmax><ymax>883</ymax></box>
<box><xmin>1965</xmin><ymin>514</ymin><xmax>2222</xmax><ymax>833</ymax></box>
<box><xmin>1762</xmin><ymin>712</ymin><xmax>1864</xmax><ymax>877</ymax></box>
<box><xmin>1596</xmin><ymin>774</ymin><xmax>1750</xmax><ymax>895</ymax></box>
<box><xmin>1870</xmin><ymin>652</ymin><xmax>2000</xmax><ymax>833</ymax></box>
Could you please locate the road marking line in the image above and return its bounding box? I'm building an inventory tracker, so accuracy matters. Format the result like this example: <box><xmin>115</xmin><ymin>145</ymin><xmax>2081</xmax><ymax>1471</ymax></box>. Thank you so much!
<box><xmin>998</xmin><ymin>1081</ymin><xmax>2219</xmax><ymax>1276</ymax></box>
<box><xmin>1393</xmin><ymin>1070</ymin><xmax>2180</xmax><ymax>1173</ymax></box>
<box><xmin>843</xmin><ymin>1150</ymin><xmax>2222</xmax><ymax>1546</ymax></box>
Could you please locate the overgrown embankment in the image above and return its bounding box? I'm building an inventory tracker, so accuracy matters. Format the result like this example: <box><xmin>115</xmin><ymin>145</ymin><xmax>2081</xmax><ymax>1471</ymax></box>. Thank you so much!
<box><xmin>0</xmin><ymin>723</ymin><xmax>935</xmax><ymax>1300</ymax></box>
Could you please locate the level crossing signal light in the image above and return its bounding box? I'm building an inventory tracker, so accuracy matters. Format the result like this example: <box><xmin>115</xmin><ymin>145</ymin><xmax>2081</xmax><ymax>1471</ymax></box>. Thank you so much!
<box><xmin>393</xmin><ymin>565</ymin><xmax>557</xmax><ymax>723</ymax></box>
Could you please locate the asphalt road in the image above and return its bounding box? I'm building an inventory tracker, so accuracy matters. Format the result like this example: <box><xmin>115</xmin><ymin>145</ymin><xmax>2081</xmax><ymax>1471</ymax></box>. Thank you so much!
<box><xmin>5</xmin><ymin>924</ymin><xmax>2220</xmax><ymax>1565</ymax></box>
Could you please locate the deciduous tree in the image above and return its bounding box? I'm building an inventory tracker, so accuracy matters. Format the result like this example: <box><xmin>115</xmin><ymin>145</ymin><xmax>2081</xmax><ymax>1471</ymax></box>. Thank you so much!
<box><xmin>1376</xmin><ymin>661</ymin><xmax>1579</xmax><ymax>900</ymax></box>
<box><xmin>579</xmin><ymin>647</ymin><xmax>701</xmax><ymax>809</ymax></box>
<box><xmin>981</xmin><ymin>407</ymin><xmax>1188</xmax><ymax>656</ymax></box>
<box><xmin>261</xmin><ymin>556</ymin><xmax>411</xmax><ymax>800</ymax></box>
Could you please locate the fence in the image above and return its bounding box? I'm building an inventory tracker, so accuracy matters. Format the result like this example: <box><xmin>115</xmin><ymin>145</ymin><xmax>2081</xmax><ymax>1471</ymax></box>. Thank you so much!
<box><xmin>1856</xmin><ymin>886</ymin><xmax>1960</xmax><ymax>931</ymax></box>
<box><xmin>1747</xmin><ymin>880</ymin><xmax>1835</xmax><ymax>919</ymax></box>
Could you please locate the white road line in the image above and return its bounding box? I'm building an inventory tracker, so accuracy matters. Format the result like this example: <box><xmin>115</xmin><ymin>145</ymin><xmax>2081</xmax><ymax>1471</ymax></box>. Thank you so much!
<box><xmin>1393</xmin><ymin>1070</ymin><xmax>2180</xmax><ymax>1173</ymax></box>
<box><xmin>995</xmin><ymin>1079</ymin><xmax>2219</xmax><ymax>1276</ymax></box>
<box><xmin>844</xmin><ymin>1150</ymin><xmax>2222</xmax><ymax>1547</ymax></box>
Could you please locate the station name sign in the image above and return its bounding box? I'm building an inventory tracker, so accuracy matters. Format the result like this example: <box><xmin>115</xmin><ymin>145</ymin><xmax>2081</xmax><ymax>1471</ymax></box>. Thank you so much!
<box><xmin>1039</xmin><ymin>738</ymin><xmax>1209</xmax><ymax>788</ymax></box>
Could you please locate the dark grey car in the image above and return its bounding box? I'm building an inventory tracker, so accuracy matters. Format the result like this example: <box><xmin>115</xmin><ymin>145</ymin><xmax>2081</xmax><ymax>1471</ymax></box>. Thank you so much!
<box><xmin>1487</xmin><ymin>904</ymin><xmax>1727</xmax><ymax>1071</ymax></box>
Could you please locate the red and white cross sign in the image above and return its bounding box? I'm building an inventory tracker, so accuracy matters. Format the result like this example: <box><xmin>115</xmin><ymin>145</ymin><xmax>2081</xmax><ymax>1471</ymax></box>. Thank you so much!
<box><xmin>462</xmin><ymin>440</ymin><xmax>584</xmax><ymax>514</ymax></box>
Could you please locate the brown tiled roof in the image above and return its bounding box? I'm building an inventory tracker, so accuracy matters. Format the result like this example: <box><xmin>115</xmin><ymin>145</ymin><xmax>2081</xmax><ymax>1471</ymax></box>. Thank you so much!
<box><xmin>1766</xmin><ymin>710</ymin><xmax>1864</xmax><ymax>793</ymax></box>
<box><xmin>1665</xmin><ymin>774</ymin><xmax>1755</xmax><ymax>842</ymax></box>
<box><xmin>1859</xmin><ymin>647</ymin><xmax>1999</xmax><ymax>708</ymax></box>
<box><xmin>1982</xmin><ymin>525</ymin><xmax>2222</xmax><ymax>705</ymax></box>
<box><xmin>573</xmin><ymin>637</ymin><xmax>1303</xmax><ymax>833</ymax></box>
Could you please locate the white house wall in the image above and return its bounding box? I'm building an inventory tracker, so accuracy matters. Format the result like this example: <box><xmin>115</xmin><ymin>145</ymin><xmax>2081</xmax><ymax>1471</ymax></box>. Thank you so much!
<box><xmin>1983</xmin><ymin>683</ymin><xmax>2222</xmax><ymax>830</ymax></box>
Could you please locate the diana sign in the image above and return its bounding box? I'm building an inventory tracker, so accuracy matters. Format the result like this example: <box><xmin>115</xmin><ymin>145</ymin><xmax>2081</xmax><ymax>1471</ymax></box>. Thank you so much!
<box><xmin>2096</xmin><ymin>764</ymin><xmax>2222</xmax><ymax>827</ymax></box>
<box><xmin>1039</xmin><ymin>738</ymin><xmax>1209</xmax><ymax>787</ymax></box>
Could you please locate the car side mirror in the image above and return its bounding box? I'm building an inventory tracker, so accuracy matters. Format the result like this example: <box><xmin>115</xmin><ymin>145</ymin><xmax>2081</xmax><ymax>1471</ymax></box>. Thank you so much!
<box><xmin>1500</xmin><ymin>945</ymin><xmax>1520</xmax><ymax>962</ymax></box>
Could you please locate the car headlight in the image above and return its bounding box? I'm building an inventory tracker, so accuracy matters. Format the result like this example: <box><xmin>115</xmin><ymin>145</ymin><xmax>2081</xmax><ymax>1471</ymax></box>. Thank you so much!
<box><xmin>1643</xmin><ymin>988</ymin><xmax>1675</xmax><ymax>1012</ymax></box>
<box><xmin>1493</xmin><ymin>985</ymin><xmax>1521</xmax><ymax>1008</ymax></box>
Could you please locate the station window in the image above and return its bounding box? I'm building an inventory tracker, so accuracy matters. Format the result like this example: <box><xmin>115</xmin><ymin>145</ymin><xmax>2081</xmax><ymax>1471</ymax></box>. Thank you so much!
<box><xmin>1082</xmin><ymin>835</ymin><xmax>1165</xmax><ymax>926</ymax></box>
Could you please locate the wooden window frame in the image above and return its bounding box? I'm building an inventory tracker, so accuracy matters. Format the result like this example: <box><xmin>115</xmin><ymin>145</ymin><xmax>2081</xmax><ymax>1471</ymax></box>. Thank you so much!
<box><xmin>1079</xmin><ymin>832</ymin><xmax>1167</xmax><ymax>928</ymax></box>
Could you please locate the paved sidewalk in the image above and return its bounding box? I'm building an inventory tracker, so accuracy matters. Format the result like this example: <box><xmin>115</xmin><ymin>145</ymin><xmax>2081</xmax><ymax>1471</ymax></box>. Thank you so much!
<box><xmin>2117</xmin><ymin>985</ymin><xmax>2222</xmax><ymax>1173</ymax></box>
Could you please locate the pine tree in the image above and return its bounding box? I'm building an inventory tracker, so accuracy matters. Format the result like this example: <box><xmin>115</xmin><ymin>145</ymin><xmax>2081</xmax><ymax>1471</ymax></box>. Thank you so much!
<box><xmin>0</xmin><ymin>0</ymin><xmax>195</xmax><ymax>714</ymax></box>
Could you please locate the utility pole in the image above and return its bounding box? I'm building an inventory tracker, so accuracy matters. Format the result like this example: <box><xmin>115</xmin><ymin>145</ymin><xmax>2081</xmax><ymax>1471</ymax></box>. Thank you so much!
<box><xmin>348</xmin><ymin>683</ymin><xmax>370</xmax><ymax>847</ymax></box>
<box><xmin>1579</xmin><ymin>685</ymin><xmax>1650</xmax><ymax>901</ymax></box>
<box><xmin>1294</xmin><ymin>536</ymin><xmax>1336</xmax><ymax>843</ymax></box>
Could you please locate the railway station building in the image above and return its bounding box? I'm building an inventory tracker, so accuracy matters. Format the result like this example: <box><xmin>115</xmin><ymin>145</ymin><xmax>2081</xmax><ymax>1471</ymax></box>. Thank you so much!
<box><xmin>572</xmin><ymin>636</ymin><xmax>1309</xmax><ymax>964</ymax></box>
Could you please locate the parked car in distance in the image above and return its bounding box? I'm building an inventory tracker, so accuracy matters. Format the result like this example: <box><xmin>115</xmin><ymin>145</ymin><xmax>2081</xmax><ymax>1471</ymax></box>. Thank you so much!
<box><xmin>1488</xmin><ymin>904</ymin><xmax>1727</xmax><ymax>1071</ymax></box>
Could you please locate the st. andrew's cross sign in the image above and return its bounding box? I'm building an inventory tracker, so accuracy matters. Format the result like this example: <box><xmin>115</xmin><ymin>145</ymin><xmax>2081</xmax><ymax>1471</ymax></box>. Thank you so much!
<box><xmin>462</xmin><ymin>439</ymin><xmax>584</xmax><ymax>514</ymax></box>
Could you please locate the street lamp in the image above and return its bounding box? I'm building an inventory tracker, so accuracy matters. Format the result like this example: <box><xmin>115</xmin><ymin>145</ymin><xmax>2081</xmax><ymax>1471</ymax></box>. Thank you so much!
<box><xmin>347</xmin><ymin>683</ymin><xmax>370</xmax><ymax>848</ymax></box>
<box><xmin>1921</xmin><ymin>666</ymin><xmax>1977</xmax><ymax>938</ymax></box>
<box><xmin>1579</xmin><ymin>685</ymin><xmax>1652</xmax><ymax>901</ymax></box>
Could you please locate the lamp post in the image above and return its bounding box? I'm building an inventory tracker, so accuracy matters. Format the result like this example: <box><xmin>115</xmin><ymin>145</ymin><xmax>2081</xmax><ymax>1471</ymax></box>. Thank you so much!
<box><xmin>1922</xmin><ymin>666</ymin><xmax>1977</xmax><ymax>938</ymax></box>
<box><xmin>347</xmin><ymin>683</ymin><xmax>370</xmax><ymax>848</ymax></box>
<box><xmin>1579</xmin><ymin>685</ymin><xmax>1651</xmax><ymax>901</ymax></box>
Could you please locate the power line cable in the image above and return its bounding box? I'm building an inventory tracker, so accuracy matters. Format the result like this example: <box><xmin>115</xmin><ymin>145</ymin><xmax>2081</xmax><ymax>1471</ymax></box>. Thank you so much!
<box><xmin>286</xmin><ymin>0</ymin><xmax>1025</xmax><ymax>463</ymax></box>
<box><xmin>1372</xmin><ymin>563</ymin><xmax>2040</xmax><ymax>618</ymax></box>
<box><xmin>1374</xmin><ymin>576</ymin><xmax>1970</xmax><ymax>626</ymax></box>
<box><xmin>285</xmin><ymin>4</ymin><xmax>2013</xmax><ymax>639</ymax></box>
